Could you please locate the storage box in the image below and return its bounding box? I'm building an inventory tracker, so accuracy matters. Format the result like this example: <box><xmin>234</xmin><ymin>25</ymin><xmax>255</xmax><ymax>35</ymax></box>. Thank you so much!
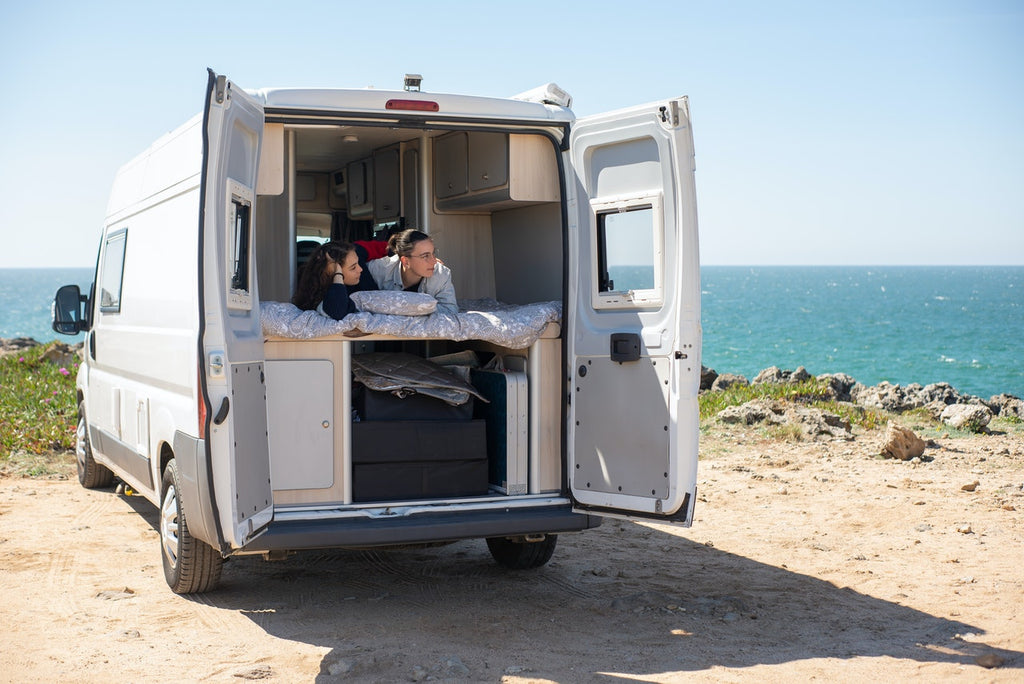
<box><xmin>471</xmin><ymin>368</ymin><xmax>529</xmax><ymax>495</ymax></box>
<box><xmin>353</xmin><ymin>382</ymin><xmax>474</xmax><ymax>421</ymax></box>
<box><xmin>350</xmin><ymin>420</ymin><xmax>488</xmax><ymax>502</ymax></box>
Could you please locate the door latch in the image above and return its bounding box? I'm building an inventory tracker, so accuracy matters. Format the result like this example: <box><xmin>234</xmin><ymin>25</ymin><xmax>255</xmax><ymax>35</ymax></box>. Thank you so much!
<box><xmin>610</xmin><ymin>333</ymin><xmax>641</xmax><ymax>363</ymax></box>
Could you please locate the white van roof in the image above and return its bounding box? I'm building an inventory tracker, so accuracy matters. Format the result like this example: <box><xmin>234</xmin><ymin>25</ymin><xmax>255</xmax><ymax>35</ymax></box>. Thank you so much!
<box><xmin>252</xmin><ymin>86</ymin><xmax>577</xmax><ymax>123</ymax></box>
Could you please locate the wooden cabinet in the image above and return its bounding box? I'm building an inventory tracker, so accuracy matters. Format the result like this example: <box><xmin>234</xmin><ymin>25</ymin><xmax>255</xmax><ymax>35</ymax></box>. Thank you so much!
<box><xmin>434</xmin><ymin>132</ymin><xmax>559</xmax><ymax>211</ymax></box>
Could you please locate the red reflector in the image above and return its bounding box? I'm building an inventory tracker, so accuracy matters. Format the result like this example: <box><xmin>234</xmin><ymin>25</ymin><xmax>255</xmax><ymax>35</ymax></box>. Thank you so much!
<box><xmin>197</xmin><ymin>366</ymin><xmax>207</xmax><ymax>439</ymax></box>
<box><xmin>385</xmin><ymin>99</ymin><xmax>439</xmax><ymax>112</ymax></box>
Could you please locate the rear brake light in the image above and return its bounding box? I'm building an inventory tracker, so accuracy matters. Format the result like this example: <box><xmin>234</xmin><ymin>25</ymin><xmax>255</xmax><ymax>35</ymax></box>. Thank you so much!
<box><xmin>385</xmin><ymin>99</ymin><xmax>439</xmax><ymax>112</ymax></box>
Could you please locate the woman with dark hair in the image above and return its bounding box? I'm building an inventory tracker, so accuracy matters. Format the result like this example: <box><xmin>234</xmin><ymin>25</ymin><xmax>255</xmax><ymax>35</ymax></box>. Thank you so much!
<box><xmin>366</xmin><ymin>229</ymin><xmax>457</xmax><ymax>314</ymax></box>
<box><xmin>292</xmin><ymin>241</ymin><xmax>375</xmax><ymax>320</ymax></box>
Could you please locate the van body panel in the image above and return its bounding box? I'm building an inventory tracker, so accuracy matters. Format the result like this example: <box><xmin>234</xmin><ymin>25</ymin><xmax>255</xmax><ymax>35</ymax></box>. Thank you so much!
<box><xmin>198</xmin><ymin>72</ymin><xmax>274</xmax><ymax>549</ymax></box>
<box><xmin>566</xmin><ymin>98</ymin><xmax>700</xmax><ymax>523</ymax></box>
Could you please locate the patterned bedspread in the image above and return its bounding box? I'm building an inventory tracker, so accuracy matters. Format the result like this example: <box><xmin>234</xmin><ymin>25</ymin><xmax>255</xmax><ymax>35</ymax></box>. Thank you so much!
<box><xmin>260</xmin><ymin>298</ymin><xmax>562</xmax><ymax>350</ymax></box>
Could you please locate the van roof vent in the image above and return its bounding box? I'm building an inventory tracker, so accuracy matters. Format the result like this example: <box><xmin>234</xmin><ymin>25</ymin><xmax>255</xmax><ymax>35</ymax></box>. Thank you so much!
<box><xmin>511</xmin><ymin>83</ymin><xmax>572</xmax><ymax>109</ymax></box>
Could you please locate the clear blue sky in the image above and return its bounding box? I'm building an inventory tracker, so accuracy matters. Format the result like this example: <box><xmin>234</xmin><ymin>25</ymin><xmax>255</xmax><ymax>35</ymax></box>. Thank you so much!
<box><xmin>1</xmin><ymin>0</ymin><xmax>1021</xmax><ymax>268</ymax></box>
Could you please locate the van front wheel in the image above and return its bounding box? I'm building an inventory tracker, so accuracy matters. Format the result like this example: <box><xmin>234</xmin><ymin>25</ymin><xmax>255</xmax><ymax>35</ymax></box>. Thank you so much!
<box><xmin>160</xmin><ymin>459</ymin><xmax>223</xmax><ymax>593</ymax></box>
<box><xmin>76</xmin><ymin>402</ymin><xmax>113</xmax><ymax>489</ymax></box>
<box><xmin>486</xmin><ymin>535</ymin><xmax>557</xmax><ymax>569</ymax></box>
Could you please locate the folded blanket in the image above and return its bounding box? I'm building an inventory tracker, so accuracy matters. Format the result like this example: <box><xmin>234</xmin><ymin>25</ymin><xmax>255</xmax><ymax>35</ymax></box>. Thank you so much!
<box><xmin>261</xmin><ymin>298</ymin><xmax>561</xmax><ymax>350</ymax></box>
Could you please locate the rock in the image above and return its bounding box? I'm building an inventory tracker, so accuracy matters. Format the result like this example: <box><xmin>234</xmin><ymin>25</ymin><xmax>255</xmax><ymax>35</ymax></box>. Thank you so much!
<box><xmin>975</xmin><ymin>653</ymin><xmax>1004</xmax><ymax>669</ymax></box>
<box><xmin>700</xmin><ymin>365</ymin><xmax>718</xmax><ymax>391</ymax></box>
<box><xmin>817</xmin><ymin>373</ymin><xmax>857</xmax><ymax>401</ymax></box>
<box><xmin>879</xmin><ymin>422</ymin><xmax>926</xmax><ymax>461</ymax></box>
<box><xmin>710</xmin><ymin>373</ymin><xmax>748</xmax><ymax>392</ymax></box>
<box><xmin>853</xmin><ymin>381</ymin><xmax>922</xmax><ymax>413</ymax></box>
<box><xmin>752</xmin><ymin>366</ymin><xmax>811</xmax><ymax>385</ymax></box>
<box><xmin>784</xmin><ymin>405</ymin><xmax>853</xmax><ymax>440</ymax></box>
<box><xmin>717</xmin><ymin>400</ymin><xmax>852</xmax><ymax>440</ymax></box>
<box><xmin>716</xmin><ymin>399</ymin><xmax>784</xmax><ymax>426</ymax></box>
<box><xmin>915</xmin><ymin>382</ymin><xmax>961</xmax><ymax>406</ymax></box>
<box><xmin>0</xmin><ymin>337</ymin><xmax>41</xmax><ymax>356</ymax></box>
<box><xmin>940</xmin><ymin>404</ymin><xmax>993</xmax><ymax>432</ymax></box>
<box><xmin>986</xmin><ymin>393</ymin><xmax>1024</xmax><ymax>419</ymax></box>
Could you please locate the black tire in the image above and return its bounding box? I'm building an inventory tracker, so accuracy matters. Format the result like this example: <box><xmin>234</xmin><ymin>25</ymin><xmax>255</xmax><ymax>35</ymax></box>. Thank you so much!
<box><xmin>160</xmin><ymin>459</ymin><xmax>223</xmax><ymax>594</ymax></box>
<box><xmin>486</xmin><ymin>535</ymin><xmax>557</xmax><ymax>570</ymax></box>
<box><xmin>76</xmin><ymin>402</ymin><xmax>114</xmax><ymax>489</ymax></box>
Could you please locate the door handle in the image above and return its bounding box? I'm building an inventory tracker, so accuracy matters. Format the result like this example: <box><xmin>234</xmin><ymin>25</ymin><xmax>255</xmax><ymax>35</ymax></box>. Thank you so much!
<box><xmin>610</xmin><ymin>333</ymin><xmax>641</xmax><ymax>363</ymax></box>
<box><xmin>212</xmin><ymin>397</ymin><xmax>230</xmax><ymax>425</ymax></box>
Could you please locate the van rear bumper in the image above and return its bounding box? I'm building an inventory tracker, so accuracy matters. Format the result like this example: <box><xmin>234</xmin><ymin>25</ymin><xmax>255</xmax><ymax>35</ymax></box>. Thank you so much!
<box><xmin>238</xmin><ymin>501</ymin><xmax>602</xmax><ymax>553</ymax></box>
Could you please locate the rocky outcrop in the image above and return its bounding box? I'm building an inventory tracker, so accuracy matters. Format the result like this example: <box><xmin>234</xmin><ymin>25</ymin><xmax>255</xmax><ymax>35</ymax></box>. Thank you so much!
<box><xmin>716</xmin><ymin>399</ymin><xmax>852</xmax><ymax>440</ymax></box>
<box><xmin>752</xmin><ymin>365</ymin><xmax>811</xmax><ymax>385</ymax></box>
<box><xmin>700</xmin><ymin>366</ymin><xmax>719</xmax><ymax>391</ymax></box>
<box><xmin>817</xmin><ymin>373</ymin><xmax>858</xmax><ymax>402</ymax></box>
<box><xmin>711</xmin><ymin>373</ymin><xmax>748</xmax><ymax>391</ymax></box>
<box><xmin>986</xmin><ymin>394</ymin><xmax>1024</xmax><ymax>419</ymax></box>
<box><xmin>879</xmin><ymin>422</ymin><xmax>927</xmax><ymax>460</ymax></box>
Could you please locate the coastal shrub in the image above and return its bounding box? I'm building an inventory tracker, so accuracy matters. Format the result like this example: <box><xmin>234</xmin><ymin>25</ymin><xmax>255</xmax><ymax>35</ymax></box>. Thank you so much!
<box><xmin>0</xmin><ymin>344</ymin><xmax>78</xmax><ymax>457</ymax></box>
<box><xmin>699</xmin><ymin>377</ymin><xmax>891</xmax><ymax>432</ymax></box>
<box><xmin>699</xmin><ymin>379</ymin><xmax>833</xmax><ymax>422</ymax></box>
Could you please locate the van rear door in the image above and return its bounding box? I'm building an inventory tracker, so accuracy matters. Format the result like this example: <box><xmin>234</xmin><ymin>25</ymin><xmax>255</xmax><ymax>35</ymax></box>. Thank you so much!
<box><xmin>199</xmin><ymin>70</ymin><xmax>273</xmax><ymax>549</ymax></box>
<box><xmin>566</xmin><ymin>98</ymin><xmax>701</xmax><ymax>524</ymax></box>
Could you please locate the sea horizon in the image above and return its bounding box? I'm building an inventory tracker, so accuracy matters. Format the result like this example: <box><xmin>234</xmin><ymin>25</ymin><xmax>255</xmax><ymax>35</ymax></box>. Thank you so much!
<box><xmin>3</xmin><ymin>265</ymin><xmax>1022</xmax><ymax>399</ymax></box>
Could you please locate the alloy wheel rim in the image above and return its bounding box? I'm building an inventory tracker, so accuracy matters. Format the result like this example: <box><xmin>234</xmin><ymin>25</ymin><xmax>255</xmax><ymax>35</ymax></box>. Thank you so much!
<box><xmin>160</xmin><ymin>484</ymin><xmax>180</xmax><ymax>570</ymax></box>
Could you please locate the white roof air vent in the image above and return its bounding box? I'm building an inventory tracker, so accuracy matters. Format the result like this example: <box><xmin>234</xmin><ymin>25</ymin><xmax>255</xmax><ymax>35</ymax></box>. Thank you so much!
<box><xmin>511</xmin><ymin>83</ymin><xmax>572</xmax><ymax>108</ymax></box>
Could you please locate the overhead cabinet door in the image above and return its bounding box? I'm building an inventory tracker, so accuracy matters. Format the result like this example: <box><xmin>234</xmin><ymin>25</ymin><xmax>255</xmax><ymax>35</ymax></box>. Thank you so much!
<box><xmin>567</xmin><ymin>98</ymin><xmax>701</xmax><ymax>524</ymax></box>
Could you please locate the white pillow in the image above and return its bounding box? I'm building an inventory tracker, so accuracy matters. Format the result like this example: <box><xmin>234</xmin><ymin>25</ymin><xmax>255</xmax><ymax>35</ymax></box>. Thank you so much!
<box><xmin>350</xmin><ymin>290</ymin><xmax>438</xmax><ymax>316</ymax></box>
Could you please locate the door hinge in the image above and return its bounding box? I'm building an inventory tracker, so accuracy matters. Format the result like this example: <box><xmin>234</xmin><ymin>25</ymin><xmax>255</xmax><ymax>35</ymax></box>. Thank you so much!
<box><xmin>659</xmin><ymin>101</ymin><xmax>680</xmax><ymax>127</ymax></box>
<box><xmin>215</xmin><ymin>75</ymin><xmax>227</xmax><ymax>104</ymax></box>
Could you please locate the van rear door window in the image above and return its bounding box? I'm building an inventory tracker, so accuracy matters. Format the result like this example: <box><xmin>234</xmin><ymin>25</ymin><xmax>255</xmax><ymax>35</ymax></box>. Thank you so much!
<box><xmin>98</xmin><ymin>229</ymin><xmax>127</xmax><ymax>312</ymax></box>
<box><xmin>592</xmin><ymin>196</ymin><xmax>664</xmax><ymax>309</ymax></box>
<box><xmin>227</xmin><ymin>180</ymin><xmax>255</xmax><ymax>310</ymax></box>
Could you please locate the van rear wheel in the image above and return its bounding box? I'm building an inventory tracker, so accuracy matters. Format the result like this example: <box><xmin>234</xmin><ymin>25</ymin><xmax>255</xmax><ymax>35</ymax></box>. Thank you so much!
<box><xmin>76</xmin><ymin>402</ymin><xmax>113</xmax><ymax>489</ymax></box>
<box><xmin>160</xmin><ymin>459</ymin><xmax>223</xmax><ymax>593</ymax></box>
<box><xmin>486</xmin><ymin>535</ymin><xmax>557</xmax><ymax>569</ymax></box>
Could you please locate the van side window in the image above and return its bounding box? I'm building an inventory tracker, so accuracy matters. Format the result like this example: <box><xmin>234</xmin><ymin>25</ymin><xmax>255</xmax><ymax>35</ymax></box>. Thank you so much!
<box><xmin>98</xmin><ymin>229</ymin><xmax>127</xmax><ymax>312</ymax></box>
<box><xmin>227</xmin><ymin>180</ymin><xmax>255</xmax><ymax>310</ymax></box>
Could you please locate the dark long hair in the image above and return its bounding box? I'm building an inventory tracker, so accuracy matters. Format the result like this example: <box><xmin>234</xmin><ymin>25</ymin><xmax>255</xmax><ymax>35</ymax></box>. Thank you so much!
<box><xmin>292</xmin><ymin>241</ymin><xmax>356</xmax><ymax>311</ymax></box>
<box><xmin>387</xmin><ymin>229</ymin><xmax>432</xmax><ymax>258</ymax></box>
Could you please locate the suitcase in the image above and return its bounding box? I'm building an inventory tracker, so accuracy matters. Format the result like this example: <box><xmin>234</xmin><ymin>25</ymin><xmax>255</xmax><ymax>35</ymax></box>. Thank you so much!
<box><xmin>350</xmin><ymin>420</ymin><xmax>488</xmax><ymax>502</ymax></box>
<box><xmin>471</xmin><ymin>368</ymin><xmax>528</xmax><ymax>495</ymax></box>
<box><xmin>353</xmin><ymin>382</ymin><xmax>474</xmax><ymax>421</ymax></box>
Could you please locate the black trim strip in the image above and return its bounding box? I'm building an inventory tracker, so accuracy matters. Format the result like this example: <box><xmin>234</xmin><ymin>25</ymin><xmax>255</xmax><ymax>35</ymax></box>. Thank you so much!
<box><xmin>91</xmin><ymin>427</ymin><xmax>153</xmax><ymax>490</ymax></box>
<box><xmin>574</xmin><ymin>492</ymin><xmax>693</xmax><ymax>524</ymax></box>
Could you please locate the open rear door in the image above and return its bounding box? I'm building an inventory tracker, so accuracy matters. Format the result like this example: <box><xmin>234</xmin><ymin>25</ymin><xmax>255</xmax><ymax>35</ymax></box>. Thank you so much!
<box><xmin>567</xmin><ymin>98</ymin><xmax>701</xmax><ymax>524</ymax></box>
<box><xmin>199</xmin><ymin>70</ymin><xmax>273</xmax><ymax>550</ymax></box>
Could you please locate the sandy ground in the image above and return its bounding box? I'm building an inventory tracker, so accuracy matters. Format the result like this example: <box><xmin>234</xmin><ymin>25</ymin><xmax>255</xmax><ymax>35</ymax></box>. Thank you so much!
<box><xmin>1</xmin><ymin>426</ymin><xmax>1022</xmax><ymax>683</ymax></box>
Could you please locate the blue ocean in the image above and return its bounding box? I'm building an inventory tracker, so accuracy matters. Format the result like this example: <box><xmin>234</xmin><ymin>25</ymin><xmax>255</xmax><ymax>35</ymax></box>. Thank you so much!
<box><xmin>3</xmin><ymin>266</ymin><xmax>1022</xmax><ymax>399</ymax></box>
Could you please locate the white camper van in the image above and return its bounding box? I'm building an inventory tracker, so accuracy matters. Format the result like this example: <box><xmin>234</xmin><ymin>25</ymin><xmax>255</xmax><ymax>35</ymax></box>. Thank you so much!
<box><xmin>53</xmin><ymin>70</ymin><xmax>701</xmax><ymax>594</ymax></box>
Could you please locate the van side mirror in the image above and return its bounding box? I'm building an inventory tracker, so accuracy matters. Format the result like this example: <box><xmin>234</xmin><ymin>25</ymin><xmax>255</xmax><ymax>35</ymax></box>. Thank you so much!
<box><xmin>52</xmin><ymin>285</ymin><xmax>89</xmax><ymax>335</ymax></box>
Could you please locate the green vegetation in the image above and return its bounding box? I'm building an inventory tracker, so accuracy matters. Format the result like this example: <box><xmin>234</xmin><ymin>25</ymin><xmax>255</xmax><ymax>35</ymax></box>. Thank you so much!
<box><xmin>1</xmin><ymin>344</ymin><xmax>79</xmax><ymax>475</ymax></box>
<box><xmin>698</xmin><ymin>378</ymin><xmax>887</xmax><ymax>431</ymax></box>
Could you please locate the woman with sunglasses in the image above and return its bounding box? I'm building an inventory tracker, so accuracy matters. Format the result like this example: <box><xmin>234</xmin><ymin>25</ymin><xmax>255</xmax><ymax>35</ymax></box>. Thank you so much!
<box><xmin>292</xmin><ymin>241</ymin><xmax>375</xmax><ymax>320</ymax></box>
<box><xmin>366</xmin><ymin>229</ymin><xmax>457</xmax><ymax>314</ymax></box>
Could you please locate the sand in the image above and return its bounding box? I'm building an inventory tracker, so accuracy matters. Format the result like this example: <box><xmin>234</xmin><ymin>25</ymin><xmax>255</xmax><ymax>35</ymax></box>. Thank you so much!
<box><xmin>1</xmin><ymin>425</ymin><xmax>1021</xmax><ymax>682</ymax></box>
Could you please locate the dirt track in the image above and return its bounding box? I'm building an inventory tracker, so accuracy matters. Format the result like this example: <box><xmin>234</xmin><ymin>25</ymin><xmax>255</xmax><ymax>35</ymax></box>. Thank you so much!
<box><xmin>1</xmin><ymin>428</ymin><xmax>1022</xmax><ymax>682</ymax></box>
